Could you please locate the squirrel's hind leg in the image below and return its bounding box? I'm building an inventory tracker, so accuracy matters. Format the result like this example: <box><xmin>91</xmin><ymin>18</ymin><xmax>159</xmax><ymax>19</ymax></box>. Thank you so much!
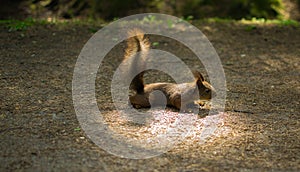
<box><xmin>129</xmin><ymin>94</ymin><xmax>151</xmax><ymax>108</ymax></box>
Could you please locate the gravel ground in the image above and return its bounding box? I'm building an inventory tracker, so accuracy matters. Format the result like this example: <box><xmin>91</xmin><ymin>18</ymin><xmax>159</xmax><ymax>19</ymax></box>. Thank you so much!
<box><xmin>0</xmin><ymin>21</ymin><xmax>299</xmax><ymax>171</ymax></box>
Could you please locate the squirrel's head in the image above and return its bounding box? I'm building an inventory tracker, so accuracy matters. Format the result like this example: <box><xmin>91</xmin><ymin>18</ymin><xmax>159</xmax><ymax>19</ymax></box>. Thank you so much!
<box><xmin>193</xmin><ymin>70</ymin><xmax>215</xmax><ymax>100</ymax></box>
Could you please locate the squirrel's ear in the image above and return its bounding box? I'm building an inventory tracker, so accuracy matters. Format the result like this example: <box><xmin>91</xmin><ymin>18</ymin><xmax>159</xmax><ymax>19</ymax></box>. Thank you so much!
<box><xmin>192</xmin><ymin>70</ymin><xmax>204</xmax><ymax>82</ymax></box>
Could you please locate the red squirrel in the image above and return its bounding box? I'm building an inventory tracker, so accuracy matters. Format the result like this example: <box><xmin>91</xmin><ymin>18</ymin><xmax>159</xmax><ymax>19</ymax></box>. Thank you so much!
<box><xmin>123</xmin><ymin>29</ymin><xmax>214</xmax><ymax>110</ymax></box>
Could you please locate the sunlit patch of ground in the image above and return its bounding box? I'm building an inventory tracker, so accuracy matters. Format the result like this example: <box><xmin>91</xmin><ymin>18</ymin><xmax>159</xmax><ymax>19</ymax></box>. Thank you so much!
<box><xmin>102</xmin><ymin>108</ymin><xmax>231</xmax><ymax>150</ymax></box>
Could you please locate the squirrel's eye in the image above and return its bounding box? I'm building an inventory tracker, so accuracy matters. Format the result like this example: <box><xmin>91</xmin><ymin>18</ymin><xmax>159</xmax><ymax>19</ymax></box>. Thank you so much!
<box><xmin>205</xmin><ymin>89</ymin><xmax>210</xmax><ymax>93</ymax></box>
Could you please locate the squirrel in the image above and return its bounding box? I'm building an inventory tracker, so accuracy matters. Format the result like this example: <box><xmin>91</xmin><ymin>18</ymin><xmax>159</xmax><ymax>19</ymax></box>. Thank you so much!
<box><xmin>123</xmin><ymin>29</ymin><xmax>215</xmax><ymax>111</ymax></box>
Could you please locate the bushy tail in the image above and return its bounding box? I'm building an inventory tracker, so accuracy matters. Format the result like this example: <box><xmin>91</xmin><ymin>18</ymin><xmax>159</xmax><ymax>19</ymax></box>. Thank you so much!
<box><xmin>124</xmin><ymin>29</ymin><xmax>150</xmax><ymax>94</ymax></box>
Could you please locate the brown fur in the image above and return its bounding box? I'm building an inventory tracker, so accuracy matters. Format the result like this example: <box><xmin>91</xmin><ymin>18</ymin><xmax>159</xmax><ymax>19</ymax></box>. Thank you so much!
<box><xmin>125</xmin><ymin>29</ymin><xmax>214</xmax><ymax>110</ymax></box>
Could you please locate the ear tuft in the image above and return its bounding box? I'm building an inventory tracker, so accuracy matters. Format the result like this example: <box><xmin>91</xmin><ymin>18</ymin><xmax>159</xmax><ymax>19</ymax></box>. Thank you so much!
<box><xmin>192</xmin><ymin>70</ymin><xmax>204</xmax><ymax>82</ymax></box>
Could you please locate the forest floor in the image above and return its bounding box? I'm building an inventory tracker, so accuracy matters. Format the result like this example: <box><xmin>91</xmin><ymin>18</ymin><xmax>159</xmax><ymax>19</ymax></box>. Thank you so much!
<box><xmin>0</xmin><ymin>20</ymin><xmax>299</xmax><ymax>171</ymax></box>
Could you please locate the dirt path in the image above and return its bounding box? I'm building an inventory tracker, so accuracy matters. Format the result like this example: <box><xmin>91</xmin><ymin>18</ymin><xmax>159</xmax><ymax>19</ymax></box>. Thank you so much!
<box><xmin>0</xmin><ymin>22</ymin><xmax>299</xmax><ymax>171</ymax></box>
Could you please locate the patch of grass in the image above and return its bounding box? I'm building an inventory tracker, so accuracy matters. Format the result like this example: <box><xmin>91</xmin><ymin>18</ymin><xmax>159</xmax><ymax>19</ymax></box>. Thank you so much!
<box><xmin>0</xmin><ymin>18</ymin><xmax>39</xmax><ymax>31</ymax></box>
<box><xmin>182</xmin><ymin>15</ymin><xmax>194</xmax><ymax>22</ymax></box>
<box><xmin>272</xmin><ymin>19</ymin><xmax>300</xmax><ymax>27</ymax></box>
<box><xmin>52</xmin><ymin>18</ymin><xmax>105</xmax><ymax>32</ymax></box>
<box><xmin>0</xmin><ymin>17</ymin><xmax>105</xmax><ymax>33</ymax></box>
<box><xmin>198</xmin><ymin>17</ymin><xmax>299</xmax><ymax>26</ymax></box>
<box><xmin>240</xmin><ymin>18</ymin><xmax>300</xmax><ymax>27</ymax></box>
<box><xmin>152</xmin><ymin>42</ymin><xmax>160</xmax><ymax>47</ymax></box>
<box><xmin>0</xmin><ymin>18</ymin><xmax>54</xmax><ymax>32</ymax></box>
<box><xmin>203</xmin><ymin>17</ymin><xmax>234</xmax><ymax>23</ymax></box>
<box><xmin>245</xmin><ymin>25</ymin><xmax>257</xmax><ymax>31</ymax></box>
<box><xmin>74</xmin><ymin>127</ymin><xmax>81</xmax><ymax>131</ymax></box>
<box><xmin>198</xmin><ymin>17</ymin><xmax>299</xmax><ymax>28</ymax></box>
<box><xmin>88</xmin><ymin>27</ymin><xmax>99</xmax><ymax>33</ymax></box>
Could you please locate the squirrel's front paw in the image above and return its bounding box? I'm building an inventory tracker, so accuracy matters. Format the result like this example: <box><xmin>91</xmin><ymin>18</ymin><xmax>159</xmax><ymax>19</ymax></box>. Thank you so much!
<box><xmin>181</xmin><ymin>103</ymin><xmax>199</xmax><ymax>113</ymax></box>
<box><xmin>195</xmin><ymin>100</ymin><xmax>211</xmax><ymax>110</ymax></box>
<box><xmin>132</xmin><ymin>104</ymin><xmax>142</xmax><ymax>109</ymax></box>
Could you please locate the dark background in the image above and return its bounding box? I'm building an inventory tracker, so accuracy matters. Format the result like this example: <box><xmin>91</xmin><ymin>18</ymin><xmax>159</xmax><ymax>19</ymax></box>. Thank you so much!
<box><xmin>1</xmin><ymin>0</ymin><xmax>300</xmax><ymax>20</ymax></box>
